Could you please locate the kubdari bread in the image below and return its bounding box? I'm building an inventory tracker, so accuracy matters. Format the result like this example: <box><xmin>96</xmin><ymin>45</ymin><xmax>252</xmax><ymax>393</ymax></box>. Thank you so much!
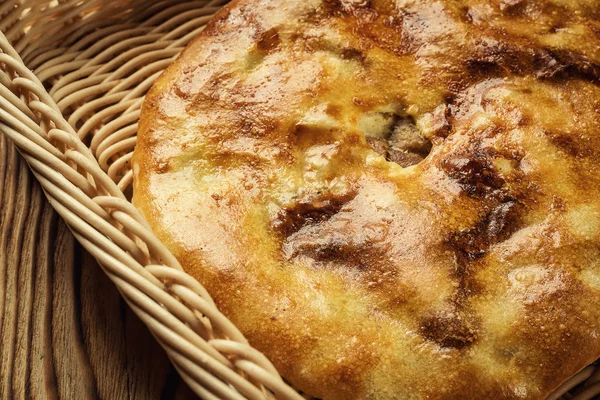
<box><xmin>132</xmin><ymin>0</ymin><xmax>600</xmax><ymax>398</ymax></box>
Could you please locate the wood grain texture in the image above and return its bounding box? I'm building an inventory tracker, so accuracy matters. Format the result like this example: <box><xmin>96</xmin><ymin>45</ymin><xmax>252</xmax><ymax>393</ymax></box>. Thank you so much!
<box><xmin>0</xmin><ymin>133</ymin><xmax>197</xmax><ymax>399</ymax></box>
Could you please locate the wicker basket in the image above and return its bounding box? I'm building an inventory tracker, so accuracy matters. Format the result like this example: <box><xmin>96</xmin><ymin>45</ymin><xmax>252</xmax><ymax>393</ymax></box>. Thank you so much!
<box><xmin>0</xmin><ymin>1</ymin><xmax>597</xmax><ymax>399</ymax></box>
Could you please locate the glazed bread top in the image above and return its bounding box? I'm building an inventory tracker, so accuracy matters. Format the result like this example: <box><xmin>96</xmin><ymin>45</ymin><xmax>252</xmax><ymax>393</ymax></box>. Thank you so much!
<box><xmin>133</xmin><ymin>0</ymin><xmax>600</xmax><ymax>398</ymax></box>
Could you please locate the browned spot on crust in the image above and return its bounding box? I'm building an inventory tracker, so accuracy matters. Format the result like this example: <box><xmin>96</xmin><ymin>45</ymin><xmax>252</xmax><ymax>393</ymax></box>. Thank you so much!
<box><xmin>448</xmin><ymin>198</ymin><xmax>522</xmax><ymax>262</ymax></box>
<box><xmin>273</xmin><ymin>191</ymin><xmax>356</xmax><ymax>237</ymax></box>
<box><xmin>441</xmin><ymin>152</ymin><xmax>505</xmax><ymax>196</ymax></box>
<box><xmin>500</xmin><ymin>0</ymin><xmax>529</xmax><ymax>17</ymax></box>
<box><xmin>544</xmin><ymin>49</ymin><xmax>600</xmax><ymax>81</ymax></box>
<box><xmin>547</xmin><ymin>131</ymin><xmax>596</xmax><ymax>158</ymax></box>
<box><xmin>280</xmin><ymin>197</ymin><xmax>392</xmax><ymax>270</ymax></box>
<box><xmin>282</xmin><ymin>217</ymin><xmax>385</xmax><ymax>266</ymax></box>
<box><xmin>444</xmin><ymin>196</ymin><xmax>523</xmax><ymax>307</ymax></box>
<box><xmin>420</xmin><ymin>309</ymin><xmax>479</xmax><ymax>349</ymax></box>
<box><xmin>256</xmin><ymin>27</ymin><xmax>281</xmax><ymax>52</ymax></box>
<box><xmin>340</xmin><ymin>48</ymin><xmax>366</xmax><ymax>62</ymax></box>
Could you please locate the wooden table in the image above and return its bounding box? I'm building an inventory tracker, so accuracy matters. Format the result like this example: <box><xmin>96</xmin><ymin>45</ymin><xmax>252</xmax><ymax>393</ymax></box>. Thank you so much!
<box><xmin>0</xmin><ymin>136</ymin><xmax>197</xmax><ymax>399</ymax></box>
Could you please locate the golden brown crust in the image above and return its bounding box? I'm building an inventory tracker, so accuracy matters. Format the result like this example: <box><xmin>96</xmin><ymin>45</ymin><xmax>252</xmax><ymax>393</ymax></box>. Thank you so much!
<box><xmin>132</xmin><ymin>1</ymin><xmax>600</xmax><ymax>398</ymax></box>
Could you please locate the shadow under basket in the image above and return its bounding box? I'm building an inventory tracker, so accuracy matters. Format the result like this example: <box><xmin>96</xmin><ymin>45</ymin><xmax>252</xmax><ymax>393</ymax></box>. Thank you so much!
<box><xmin>0</xmin><ymin>0</ymin><xmax>597</xmax><ymax>399</ymax></box>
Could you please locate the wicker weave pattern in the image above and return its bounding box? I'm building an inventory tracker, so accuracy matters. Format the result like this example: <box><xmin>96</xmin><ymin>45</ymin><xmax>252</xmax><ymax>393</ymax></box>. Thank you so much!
<box><xmin>0</xmin><ymin>1</ymin><xmax>597</xmax><ymax>399</ymax></box>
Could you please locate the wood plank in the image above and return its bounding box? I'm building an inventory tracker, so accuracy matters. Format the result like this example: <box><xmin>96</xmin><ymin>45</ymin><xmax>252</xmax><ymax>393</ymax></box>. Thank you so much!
<box><xmin>0</xmin><ymin>134</ymin><xmax>196</xmax><ymax>399</ymax></box>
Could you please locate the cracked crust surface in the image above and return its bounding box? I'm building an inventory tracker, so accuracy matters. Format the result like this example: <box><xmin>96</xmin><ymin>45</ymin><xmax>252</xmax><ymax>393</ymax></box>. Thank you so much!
<box><xmin>132</xmin><ymin>1</ymin><xmax>600</xmax><ymax>398</ymax></box>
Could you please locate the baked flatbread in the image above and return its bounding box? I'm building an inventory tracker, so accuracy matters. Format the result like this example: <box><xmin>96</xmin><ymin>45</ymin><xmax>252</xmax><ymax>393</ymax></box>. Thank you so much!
<box><xmin>133</xmin><ymin>0</ymin><xmax>600</xmax><ymax>398</ymax></box>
